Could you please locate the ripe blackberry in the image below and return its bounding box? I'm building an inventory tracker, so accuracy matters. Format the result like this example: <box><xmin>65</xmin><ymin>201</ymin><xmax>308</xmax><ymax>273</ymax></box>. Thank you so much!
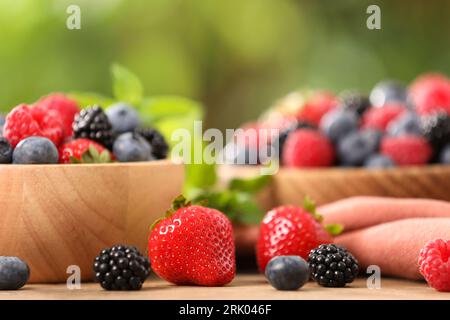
<box><xmin>277</xmin><ymin>121</ymin><xmax>315</xmax><ymax>161</ymax></box>
<box><xmin>340</xmin><ymin>91</ymin><xmax>371</xmax><ymax>116</ymax></box>
<box><xmin>73</xmin><ymin>105</ymin><xmax>114</xmax><ymax>149</ymax></box>
<box><xmin>308</xmin><ymin>244</ymin><xmax>359</xmax><ymax>288</ymax></box>
<box><xmin>93</xmin><ymin>244</ymin><xmax>151</xmax><ymax>291</ymax></box>
<box><xmin>135</xmin><ymin>128</ymin><xmax>169</xmax><ymax>159</ymax></box>
<box><xmin>422</xmin><ymin>112</ymin><xmax>450</xmax><ymax>153</ymax></box>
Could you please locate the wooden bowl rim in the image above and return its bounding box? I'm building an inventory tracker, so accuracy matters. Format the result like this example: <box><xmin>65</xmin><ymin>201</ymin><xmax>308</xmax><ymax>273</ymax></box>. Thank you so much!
<box><xmin>0</xmin><ymin>159</ymin><xmax>177</xmax><ymax>170</ymax></box>
<box><xmin>220</xmin><ymin>163</ymin><xmax>450</xmax><ymax>177</ymax></box>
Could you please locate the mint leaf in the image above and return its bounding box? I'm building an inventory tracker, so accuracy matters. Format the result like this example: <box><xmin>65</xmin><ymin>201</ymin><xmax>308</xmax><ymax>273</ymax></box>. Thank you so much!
<box><xmin>229</xmin><ymin>175</ymin><xmax>272</xmax><ymax>194</ymax></box>
<box><xmin>67</xmin><ymin>92</ymin><xmax>114</xmax><ymax>109</ymax></box>
<box><xmin>111</xmin><ymin>63</ymin><xmax>143</xmax><ymax>105</ymax></box>
<box><xmin>191</xmin><ymin>190</ymin><xmax>264</xmax><ymax>226</ymax></box>
<box><xmin>183</xmin><ymin>162</ymin><xmax>217</xmax><ymax>199</ymax></box>
<box><xmin>228</xmin><ymin>191</ymin><xmax>264</xmax><ymax>225</ymax></box>
<box><xmin>138</xmin><ymin>96</ymin><xmax>203</xmax><ymax>125</ymax></box>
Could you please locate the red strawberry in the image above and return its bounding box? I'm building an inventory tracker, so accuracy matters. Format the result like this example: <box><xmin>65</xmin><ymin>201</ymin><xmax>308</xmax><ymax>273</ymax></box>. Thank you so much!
<box><xmin>297</xmin><ymin>92</ymin><xmax>338</xmax><ymax>126</ymax></box>
<box><xmin>148</xmin><ymin>196</ymin><xmax>235</xmax><ymax>286</ymax></box>
<box><xmin>380</xmin><ymin>135</ymin><xmax>432</xmax><ymax>166</ymax></box>
<box><xmin>3</xmin><ymin>104</ymin><xmax>64</xmax><ymax>147</ymax></box>
<box><xmin>410</xmin><ymin>73</ymin><xmax>450</xmax><ymax>116</ymax></box>
<box><xmin>35</xmin><ymin>93</ymin><xmax>80</xmax><ymax>137</ymax></box>
<box><xmin>418</xmin><ymin>239</ymin><xmax>450</xmax><ymax>292</ymax></box>
<box><xmin>282</xmin><ymin>129</ymin><xmax>335</xmax><ymax>167</ymax></box>
<box><xmin>256</xmin><ymin>199</ymin><xmax>338</xmax><ymax>272</ymax></box>
<box><xmin>362</xmin><ymin>104</ymin><xmax>407</xmax><ymax>131</ymax></box>
<box><xmin>59</xmin><ymin>138</ymin><xmax>112</xmax><ymax>164</ymax></box>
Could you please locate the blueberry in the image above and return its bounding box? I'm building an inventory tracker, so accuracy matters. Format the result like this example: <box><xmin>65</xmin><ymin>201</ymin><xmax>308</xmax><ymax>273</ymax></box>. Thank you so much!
<box><xmin>0</xmin><ymin>256</ymin><xmax>30</xmax><ymax>290</ymax></box>
<box><xmin>364</xmin><ymin>154</ymin><xmax>395</xmax><ymax>168</ymax></box>
<box><xmin>370</xmin><ymin>80</ymin><xmax>408</xmax><ymax>107</ymax></box>
<box><xmin>13</xmin><ymin>137</ymin><xmax>58</xmax><ymax>164</ymax></box>
<box><xmin>439</xmin><ymin>145</ymin><xmax>450</xmax><ymax>164</ymax></box>
<box><xmin>222</xmin><ymin>141</ymin><xmax>262</xmax><ymax>165</ymax></box>
<box><xmin>362</xmin><ymin>129</ymin><xmax>383</xmax><ymax>151</ymax></box>
<box><xmin>265</xmin><ymin>256</ymin><xmax>309</xmax><ymax>291</ymax></box>
<box><xmin>338</xmin><ymin>130</ymin><xmax>381</xmax><ymax>166</ymax></box>
<box><xmin>387</xmin><ymin>112</ymin><xmax>422</xmax><ymax>137</ymax></box>
<box><xmin>113</xmin><ymin>132</ymin><xmax>153</xmax><ymax>162</ymax></box>
<box><xmin>0</xmin><ymin>137</ymin><xmax>13</xmax><ymax>163</ymax></box>
<box><xmin>106</xmin><ymin>103</ymin><xmax>140</xmax><ymax>134</ymax></box>
<box><xmin>320</xmin><ymin>109</ymin><xmax>359</xmax><ymax>143</ymax></box>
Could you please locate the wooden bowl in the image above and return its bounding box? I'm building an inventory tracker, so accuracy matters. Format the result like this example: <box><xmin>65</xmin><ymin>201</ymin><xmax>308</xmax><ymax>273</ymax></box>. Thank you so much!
<box><xmin>220</xmin><ymin>164</ymin><xmax>450</xmax><ymax>208</ymax></box>
<box><xmin>0</xmin><ymin>160</ymin><xmax>184</xmax><ymax>283</ymax></box>
<box><xmin>273</xmin><ymin>165</ymin><xmax>450</xmax><ymax>206</ymax></box>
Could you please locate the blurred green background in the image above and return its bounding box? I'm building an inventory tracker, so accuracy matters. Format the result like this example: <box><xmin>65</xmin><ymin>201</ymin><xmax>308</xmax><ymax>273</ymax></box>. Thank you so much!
<box><xmin>0</xmin><ymin>0</ymin><xmax>449</xmax><ymax>130</ymax></box>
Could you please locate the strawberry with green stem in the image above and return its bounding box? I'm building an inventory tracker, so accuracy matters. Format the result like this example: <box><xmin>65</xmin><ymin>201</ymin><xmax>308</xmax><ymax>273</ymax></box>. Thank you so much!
<box><xmin>148</xmin><ymin>195</ymin><xmax>235</xmax><ymax>286</ymax></box>
<box><xmin>59</xmin><ymin>138</ymin><xmax>112</xmax><ymax>164</ymax></box>
<box><xmin>256</xmin><ymin>197</ymin><xmax>343</xmax><ymax>272</ymax></box>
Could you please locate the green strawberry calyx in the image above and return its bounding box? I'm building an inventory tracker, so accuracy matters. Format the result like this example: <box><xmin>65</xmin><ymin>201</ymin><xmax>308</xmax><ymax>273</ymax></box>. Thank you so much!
<box><xmin>302</xmin><ymin>196</ymin><xmax>343</xmax><ymax>236</ymax></box>
<box><xmin>150</xmin><ymin>195</ymin><xmax>208</xmax><ymax>231</ymax></box>
<box><xmin>70</xmin><ymin>145</ymin><xmax>112</xmax><ymax>164</ymax></box>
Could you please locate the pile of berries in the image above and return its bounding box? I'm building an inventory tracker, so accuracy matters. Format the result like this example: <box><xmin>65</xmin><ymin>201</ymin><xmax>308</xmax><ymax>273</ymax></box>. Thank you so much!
<box><xmin>236</xmin><ymin>72</ymin><xmax>450</xmax><ymax>168</ymax></box>
<box><xmin>0</xmin><ymin>94</ymin><xmax>168</xmax><ymax>165</ymax></box>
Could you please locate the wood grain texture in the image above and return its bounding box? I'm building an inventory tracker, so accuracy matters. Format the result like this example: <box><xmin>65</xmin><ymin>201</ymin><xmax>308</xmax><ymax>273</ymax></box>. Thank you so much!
<box><xmin>0</xmin><ymin>274</ymin><xmax>448</xmax><ymax>300</ymax></box>
<box><xmin>274</xmin><ymin>165</ymin><xmax>450</xmax><ymax>206</ymax></box>
<box><xmin>0</xmin><ymin>161</ymin><xmax>184</xmax><ymax>283</ymax></box>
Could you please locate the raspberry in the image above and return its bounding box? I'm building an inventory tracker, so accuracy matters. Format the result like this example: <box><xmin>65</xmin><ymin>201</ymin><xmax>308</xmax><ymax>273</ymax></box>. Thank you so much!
<box><xmin>3</xmin><ymin>104</ymin><xmax>64</xmax><ymax>147</ymax></box>
<box><xmin>35</xmin><ymin>93</ymin><xmax>80</xmax><ymax>137</ymax></box>
<box><xmin>297</xmin><ymin>92</ymin><xmax>338</xmax><ymax>126</ymax></box>
<box><xmin>361</xmin><ymin>104</ymin><xmax>407</xmax><ymax>131</ymax></box>
<box><xmin>380</xmin><ymin>135</ymin><xmax>432</xmax><ymax>166</ymax></box>
<box><xmin>410</xmin><ymin>73</ymin><xmax>450</xmax><ymax>115</ymax></box>
<box><xmin>418</xmin><ymin>239</ymin><xmax>450</xmax><ymax>292</ymax></box>
<box><xmin>282</xmin><ymin>129</ymin><xmax>335</xmax><ymax>167</ymax></box>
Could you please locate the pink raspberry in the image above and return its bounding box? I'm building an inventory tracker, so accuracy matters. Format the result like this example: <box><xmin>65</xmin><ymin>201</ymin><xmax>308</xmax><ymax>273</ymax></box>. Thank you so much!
<box><xmin>418</xmin><ymin>239</ymin><xmax>450</xmax><ymax>292</ymax></box>
<box><xmin>380</xmin><ymin>135</ymin><xmax>432</xmax><ymax>166</ymax></box>
<box><xmin>410</xmin><ymin>73</ymin><xmax>450</xmax><ymax>116</ymax></box>
<box><xmin>362</xmin><ymin>104</ymin><xmax>407</xmax><ymax>131</ymax></box>
<box><xmin>297</xmin><ymin>92</ymin><xmax>338</xmax><ymax>126</ymax></box>
<box><xmin>3</xmin><ymin>104</ymin><xmax>64</xmax><ymax>147</ymax></box>
<box><xmin>34</xmin><ymin>93</ymin><xmax>80</xmax><ymax>137</ymax></box>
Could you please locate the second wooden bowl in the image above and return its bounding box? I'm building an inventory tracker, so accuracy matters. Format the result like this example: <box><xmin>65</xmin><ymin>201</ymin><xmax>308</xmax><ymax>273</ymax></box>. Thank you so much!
<box><xmin>220</xmin><ymin>164</ymin><xmax>450</xmax><ymax>208</ymax></box>
<box><xmin>0</xmin><ymin>161</ymin><xmax>184</xmax><ymax>283</ymax></box>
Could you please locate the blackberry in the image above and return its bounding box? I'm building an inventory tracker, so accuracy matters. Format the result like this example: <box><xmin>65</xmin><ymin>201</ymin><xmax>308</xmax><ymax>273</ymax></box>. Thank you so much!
<box><xmin>340</xmin><ymin>91</ymin><xmax>371</xmax><ymax>116</ymax></box>
<box><xmin>422</xmin><ymin>112</ymin><xmax>450</xmax><ymax>153</ymax></box>
<box><xmin>308</xmin><ymin>244</ymin><xmax>359</xmax><ymax>288</ymax></box>
<box><xmin>73</xmin><ymin>105</ymin><xmax>114</xmax><ymax>149</ymax></box>
<box><xmin>135</xmin><ymin>128</ymin><xmax>169</xmax><ymax>159</ymax></box>
<box><xmin>0</xmin><ymin>137</ymin><xmax>13</xmax><ymax>163</ymax></box>
<box><xmin>93</xmin><ymin>244</ymin><xmax>151</xmax><ymax>291</ymax></box>
<box><xmin>277</xmin><ymin>121</ymin><xmax>315</xmax><ymax>161</ymax></box>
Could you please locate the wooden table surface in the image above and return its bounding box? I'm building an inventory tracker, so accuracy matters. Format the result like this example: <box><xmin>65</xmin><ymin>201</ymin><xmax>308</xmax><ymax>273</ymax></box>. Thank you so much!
<box><xmin>1</xmin><ymin>274</ymin><xmax>449</xmax><ymax>300</ymax></box>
